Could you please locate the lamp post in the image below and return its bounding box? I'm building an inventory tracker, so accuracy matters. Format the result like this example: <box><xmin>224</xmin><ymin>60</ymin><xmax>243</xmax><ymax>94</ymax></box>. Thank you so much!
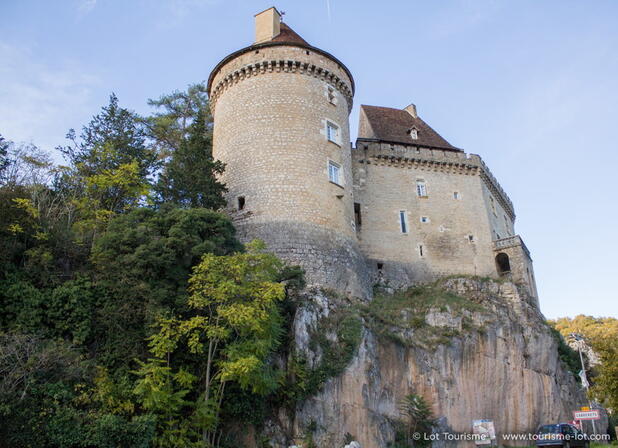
<box><xmin>569</xmin><ymin>333</ymin><xmax>597</xmax><ymax>436</ymax></box>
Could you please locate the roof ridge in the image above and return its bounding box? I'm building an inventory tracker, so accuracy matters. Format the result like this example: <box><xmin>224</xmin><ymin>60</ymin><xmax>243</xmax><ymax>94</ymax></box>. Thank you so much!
<box><xmin>358</xmin><ymin>104</ymin><xmax>460</xmax><ymax>151</ymax></box>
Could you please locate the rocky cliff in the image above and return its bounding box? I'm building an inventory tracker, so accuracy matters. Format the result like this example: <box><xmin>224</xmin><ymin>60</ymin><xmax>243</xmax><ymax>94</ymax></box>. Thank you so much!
<box><xmin>261</xmin><ymin>277</ymin><xmax>587</xmax><ymax>447</ymax></box>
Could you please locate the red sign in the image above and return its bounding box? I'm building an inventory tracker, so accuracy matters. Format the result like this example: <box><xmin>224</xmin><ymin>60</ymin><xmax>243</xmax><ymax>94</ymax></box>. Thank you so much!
<box><xmin>573</xmin><ymin>410</ymin><xmax>600</xmax><ymax>420</ymax></box>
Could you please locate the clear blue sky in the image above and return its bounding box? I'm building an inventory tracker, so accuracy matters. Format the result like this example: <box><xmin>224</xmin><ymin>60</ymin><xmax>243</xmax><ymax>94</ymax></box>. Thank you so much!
<box><xmin>1</xmin><ymin>0</ymin><xmax>617</xmax><ymax>319</ymax></box>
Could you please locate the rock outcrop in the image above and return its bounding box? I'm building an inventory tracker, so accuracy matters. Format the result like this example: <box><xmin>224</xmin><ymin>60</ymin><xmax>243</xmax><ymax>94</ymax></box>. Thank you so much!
<box><xmin>263</xmin><ymin>278</ymin><xmax>588</xmax><ymax>447</ymax></box>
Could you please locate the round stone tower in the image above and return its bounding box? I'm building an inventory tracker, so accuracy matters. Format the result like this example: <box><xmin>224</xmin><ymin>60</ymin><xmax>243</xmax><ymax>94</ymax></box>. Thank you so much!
<box><xmin>207</xmin><ymin>7</ymin><xmax>369</xmax><ymax>297</ymax></box>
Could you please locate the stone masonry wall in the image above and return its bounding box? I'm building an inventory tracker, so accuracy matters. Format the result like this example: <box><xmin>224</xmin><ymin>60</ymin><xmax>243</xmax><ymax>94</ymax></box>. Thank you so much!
<box><xmin>210</xmin><ymin>44</ymin><xmax>370</xmax><ymax>297</ymax></box>
<box><xmin>353</xmin><ymin>141</ymin><xmax>503</xmax><ymax>288</ymax></box>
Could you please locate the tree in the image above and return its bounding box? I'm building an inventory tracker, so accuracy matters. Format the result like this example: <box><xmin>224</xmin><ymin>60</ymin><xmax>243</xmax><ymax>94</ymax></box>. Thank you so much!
<box><xmin>550</xmin><ymin>316</ymin><xmax>618</xmax><ymax>412</ymax></box>
<box><xmin>155</xmin><ymin>109</ymin><xmax>226</xmax><ymax>209</ymax></box>
<box><xmin>90</xmin><ymin>206</ymin><xmax>241</xmax><ymax>368</ymax></box>
<box><xmin>0</xmin><ymin>134</ymin><xmax>9</xmax><ymax>184</ymax></box>
<box><xmin>134</xmin><ymin>240</ymin><xmax>286</xmax><ymax>447</ymax></box>
<box><xmin>58</xmin><ymin>94</ymin><xmax>157</xmax><ymax>217</ymax></box>
<box><xmin>144</xmin><ymin>83</ymin><xmax>210</xmax><ymax>157</ymax></box>
<box><xmin>61</xmin><ymin>94</ymin><xmax>158</xmax><ymax>181</ymax></box>
<box><xmin>390</xmin><ymin>394</ymin><xmax>435</xmax><ymax>448</ymax></box>
<box><xmin>145</xmin><ymin>83</ymin><xmax>227</xmax><ymax>210</ymax></box>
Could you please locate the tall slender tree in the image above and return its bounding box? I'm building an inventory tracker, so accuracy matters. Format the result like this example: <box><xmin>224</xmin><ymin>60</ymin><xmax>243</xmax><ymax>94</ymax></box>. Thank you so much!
<box><xmin>145</xmin><ymin>83</ymin><xmax>227</xmax><ymax>210</ymax></box>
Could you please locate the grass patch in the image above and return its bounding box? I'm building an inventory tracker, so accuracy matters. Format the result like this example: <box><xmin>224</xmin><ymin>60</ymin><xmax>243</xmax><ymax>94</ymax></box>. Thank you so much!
<box><xmin>359</xmin><ymin>282</ymin><xmax>486</xmax><ymax>349</ymax></box>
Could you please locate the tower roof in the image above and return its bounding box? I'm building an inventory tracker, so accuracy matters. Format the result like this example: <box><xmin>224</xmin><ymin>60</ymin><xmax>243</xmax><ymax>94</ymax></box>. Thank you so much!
<box><xmin>358</xmin><ymin>105</ymin><xmax>460</xmax><ymax>151</ymax></box>
<box><xmin>270</xmin><ymin>22</ymin><xmax>309</xmax><ymax>45</ymax></box>
<box><xmin>207</xmin><ymin>9</ymin><xmax>354</xmax><ymax>96</ymax></box>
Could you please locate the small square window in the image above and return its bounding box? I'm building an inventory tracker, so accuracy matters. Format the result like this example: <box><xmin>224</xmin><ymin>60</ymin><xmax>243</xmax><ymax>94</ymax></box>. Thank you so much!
<box><xmin>420</xmin><ymin>216</ymin><xmax>429</xmax><ymax>223</ymax></box>
<box><xmin>328</xmin><ymin>161</ymin><xmax>341</xmax><ymax>185</ymax></box>
<box><xmin>326</xmin><ymin>121</ymin><xmax>340</xmax><ymax>144</ymax></box>
<box><xmin>468</xmin><ymin>234</ymin><xmax>475</xmax><ymax>242</ymax></box>
<box><xmin>377</xmin><ymin>262</ymin><xmax>384</xmax><ymax>270</ymax></box>
<box><xmin>453</xmin><ymin>192</ymin><xmax>460</xmax><ymax>200</ymax></box>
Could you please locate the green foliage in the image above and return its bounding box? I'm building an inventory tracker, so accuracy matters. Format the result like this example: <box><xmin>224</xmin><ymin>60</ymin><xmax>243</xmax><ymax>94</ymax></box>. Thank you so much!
<box><xmin>60</xmin><ymin>93</ymin><xmax>158</xmax><ymax>183</ymax></box>
<box><xmin>0</xmin><ymin>88</ymin><xmax>301</xmax><ymax>446</ymax></box>
<box><xmin>548</xmin><ymin>326</ymin><xmax>581</xmax><ymax>377</ymax></box>
<box><xmin>306</xmin><ymin>310</ymin><xmax>362</xmax><ymax>396</ymax></box>
<box><xmin>144</xmin><ymin>83</ymin><xmax>227</xmax><ymax>210</ymax></box>
<box><xmin>550</xmin><ymin>315</ymin><xmax>618</xmax><ymax>410</ymax></box>
<box><xmin>280</xmin><ymin>306</ymin><xmax>362</xmax><ymax>406</ymax></box>
<box><xmin>134</xmin><ymin>240</ymin><xmax>287</xmax><ymax>446</ymax></box>
<box><xmin>360</xmin><ymin>282</ymin><xmax>484</xmax><ymax>349</ymax></box>
<box><xmin>90</xmin><ymin>206</ymin><xmax>241</xmax><ymax>368</ymax></box>
<box><xmin>144</xmin><ymin>83</ymin><xmax>210</xmax><ymax>156</ymax></box>
<box><xmin>0</xmin><ymin>333</ymin><xmax>155</xmax><ymax>447</ymax></box>
<box><xmin>388</xmin><ymin>394</ymin><xmax>434</xmax><ymax>448</ymax></box>
<box><xmin>154</xmin><ymin>108</ymin><xmax>226</xmax><ymax>209</ymax></box>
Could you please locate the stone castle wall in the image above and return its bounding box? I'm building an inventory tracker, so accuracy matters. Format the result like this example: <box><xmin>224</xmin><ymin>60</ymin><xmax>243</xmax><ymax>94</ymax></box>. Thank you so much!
<box><xmin>210</xmin><ymin>45</ymin><xmax>371</xmax><ymax>297</ymax></box>
<box><xmin>351</xmin><ymin>141</ymin><xmax>537</xmax><ymax>296</ymax></box>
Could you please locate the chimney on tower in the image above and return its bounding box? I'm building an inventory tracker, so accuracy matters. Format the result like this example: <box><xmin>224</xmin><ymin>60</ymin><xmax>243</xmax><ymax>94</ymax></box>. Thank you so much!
<box><xmin>404</xmin><ymin>103</ymin><xmax>418</xmax><ymax>118</ymax></box>
<box><xmin>255</xmin><ymin>7</ymin><xmax>281</xmax><ymax>44</ymax></box>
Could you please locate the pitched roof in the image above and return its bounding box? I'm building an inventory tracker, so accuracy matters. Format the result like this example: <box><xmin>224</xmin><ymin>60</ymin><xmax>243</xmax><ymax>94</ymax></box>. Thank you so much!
<box><xmin>358</xmin><ymin>105</ymin><xmax>460</xmax><ymax>151</ymax></box>
<box><xmin>271</xmin><ymin>22</ymin><xmax>309</xmax><ymax>45</ymax></box>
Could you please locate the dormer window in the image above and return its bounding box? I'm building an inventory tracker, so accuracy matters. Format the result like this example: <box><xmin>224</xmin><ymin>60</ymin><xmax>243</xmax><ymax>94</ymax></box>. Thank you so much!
<box><xmin>408</xmin><ymin>127</ymin><xmax>418</xmax><ymax>140</ymax></box>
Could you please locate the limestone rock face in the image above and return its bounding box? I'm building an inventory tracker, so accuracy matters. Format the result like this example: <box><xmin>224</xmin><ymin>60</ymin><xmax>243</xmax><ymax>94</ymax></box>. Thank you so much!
<box><xmin>265</xmin><ymin>279</ymin><xmax>587</xmax><ymax>447</ymax></box>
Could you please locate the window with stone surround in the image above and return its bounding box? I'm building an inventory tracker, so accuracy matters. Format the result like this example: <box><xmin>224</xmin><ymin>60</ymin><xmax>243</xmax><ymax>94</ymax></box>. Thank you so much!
<box><xmin>328</xmin><ymin>160</ymin><xmax>341</xmax><ymax>185</ymax></box>
<box><xmin>420</xmin><ymin>216</ymin><xmax>429</xmax><ymax>223</ymax></box>
<box><xmin>326</xmin><ymin>86</ymin><xmax>337</xmax><ymax>105</ymax></box>
<box><xmin>416</xmin><ymin>180</ymin><xmax>427</xmax><ymax>197</ymax></box>
<box><xmin>453</xmin><ymin>191</ymin><xmax>460</xmax><ymax>200</ymax></box>
<box><xmin>399</xmin><ymin>210</ymin><xmax>409</xmax><ymax>234</ymax></box>
<box><xmin>326</xmin><ymin>121</ymin><xmax>340</xmax><ymax>145</ymax></box>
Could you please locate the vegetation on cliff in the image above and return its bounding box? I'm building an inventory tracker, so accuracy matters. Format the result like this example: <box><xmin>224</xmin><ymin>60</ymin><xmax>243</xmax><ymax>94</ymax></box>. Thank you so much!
<box><xmin>0</xmin><ymin>86</ymin><xmax>301</xmax><ymax>447</ymax></box>
<box><xmin>360</xmin><ymin>280</ymin><xmax>486</xmax><ymax>349</ymax></box>
<box><xmin>550</xmin><ymin>316</ymin><xmax>618</xmax><ymax>417</ymax></box>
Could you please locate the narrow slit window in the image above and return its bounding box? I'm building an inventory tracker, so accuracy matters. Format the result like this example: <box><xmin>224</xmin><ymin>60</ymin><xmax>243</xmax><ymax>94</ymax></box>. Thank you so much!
<box><xmin>416</xmin><ymin>180</ymin><xmax>427</xmax><ymax>197</ymax></box>
<box><xmin>354</xmin><ymin>202</ymin><xmax>362</xmax><ymax>227</ymax></box>
<box><xmin>237</xmin><ymin>196</ymin><xmax>245</xmax><ymax>210</ymax></box>
<box><xmin>328</xmin><ymin>161</ymin><xmax>341</xmax><ymax>185</ymax></box>
<box><xmin>399</xmin><ymin>211</ymin><xmax>408</xmax><ymax>234</ymax></box>
<box><xmin>419</xmin><ymin>244</ymin><xmax>424</xmax><ymax>257</ymax></box>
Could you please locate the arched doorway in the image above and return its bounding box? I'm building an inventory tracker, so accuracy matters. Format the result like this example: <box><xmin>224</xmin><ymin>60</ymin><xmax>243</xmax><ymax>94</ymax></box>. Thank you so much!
<box><xmin>496</xmin><ymin>253</ymin><xmax>511</xmax><ymax>276</ymax></box>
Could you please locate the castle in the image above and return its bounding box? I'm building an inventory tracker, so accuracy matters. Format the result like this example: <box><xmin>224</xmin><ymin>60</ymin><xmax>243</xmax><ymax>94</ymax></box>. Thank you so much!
<box><xmin>207</xmin><ymin>7</ymin><xmax>538</xmax><ymax>305</ymax></box>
